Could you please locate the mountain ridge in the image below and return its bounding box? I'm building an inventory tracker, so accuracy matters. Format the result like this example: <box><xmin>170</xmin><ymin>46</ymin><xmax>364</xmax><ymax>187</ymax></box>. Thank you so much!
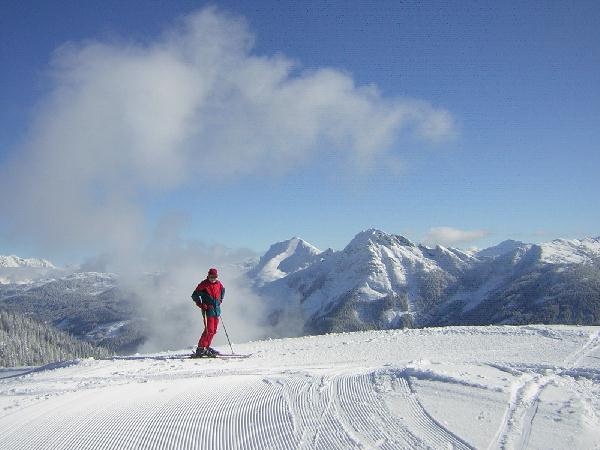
<box><xmin>253</xmin><ymin>229</ymin><xmax>600</xmax><ymax>335</ymax></box>
<box><xmin>0</xmin><ymin>255</ymin><xmax>56</xmax><ymax>269</ymax></box>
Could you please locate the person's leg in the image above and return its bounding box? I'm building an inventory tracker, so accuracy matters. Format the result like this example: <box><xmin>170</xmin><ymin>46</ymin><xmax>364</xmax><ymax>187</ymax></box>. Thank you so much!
<box><xmin>198</xmin><ymin>327</ymin><xmax>208</xmax><ymax>349</ymax></box>
<box><xmin>204</xmin><ymin>316</ymin><xmax>220</xmax><ymax>348</ymax></box>
<box><xmin>198</xmin><ymin>314</ymin><xmax>212</xmax><ymax>349</ymax></box>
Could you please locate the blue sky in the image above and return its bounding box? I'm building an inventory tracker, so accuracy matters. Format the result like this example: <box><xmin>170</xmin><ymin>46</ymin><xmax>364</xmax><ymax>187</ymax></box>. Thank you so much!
<box><xmin>1</xmin><ymin>0</ymin><xmax>599</xmax><ymax>263</ymax></box>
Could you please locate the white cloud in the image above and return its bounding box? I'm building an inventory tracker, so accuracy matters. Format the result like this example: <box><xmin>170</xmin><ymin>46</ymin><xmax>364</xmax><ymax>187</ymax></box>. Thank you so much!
<box><xmin>423</xmin><ymin>227</ymin><xmax>488</xmax><ymax>247</ymax></box>
<box><xmin>1</xmin><ymin>7</ymin><xmax>455</xmax><ymax>255</ymax></box>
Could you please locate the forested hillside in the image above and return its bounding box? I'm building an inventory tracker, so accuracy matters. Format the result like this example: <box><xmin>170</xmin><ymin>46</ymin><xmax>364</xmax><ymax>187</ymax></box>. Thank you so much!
<box><xmin>0</xmin><ymin>309</ymin><xmax>112</xmax><ymax>367</ymax></box>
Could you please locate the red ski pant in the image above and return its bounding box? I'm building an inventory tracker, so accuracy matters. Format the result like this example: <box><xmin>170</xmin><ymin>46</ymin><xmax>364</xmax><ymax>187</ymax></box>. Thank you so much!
<box><xmin>198</xmin><ymin>315</ymin><xmax>219</xmax><ymax>348</ymax></box>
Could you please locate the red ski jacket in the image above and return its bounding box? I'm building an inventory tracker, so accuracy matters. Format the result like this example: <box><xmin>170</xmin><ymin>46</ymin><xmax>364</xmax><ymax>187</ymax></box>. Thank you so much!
<box><xmin>192</xmin><ymin>279</ymin><xmax>225</xmax><ymax>317</ymax></box>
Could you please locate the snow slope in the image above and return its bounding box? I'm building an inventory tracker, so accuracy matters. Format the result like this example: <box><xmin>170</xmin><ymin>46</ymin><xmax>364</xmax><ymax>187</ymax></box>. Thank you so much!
<box><xmin>1</xmin><ymin>325</ymin><xmax>599</xmax><ymax>449</ymax></box>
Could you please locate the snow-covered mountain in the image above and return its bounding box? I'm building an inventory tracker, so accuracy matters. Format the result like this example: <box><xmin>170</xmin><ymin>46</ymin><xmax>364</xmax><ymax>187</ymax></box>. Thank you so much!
<box><xmin>475</xmin><ymin>239</ymin><xmax>526</xmax><ymax>259</ymax></box>
<box><xmin>538</xmin><ymin>237</ymin><xmax>600</xmax><ymax>264</ymax></box>
<box><xmin>0</xmin><ymin>254</ymin><xmax>59</xmax><ymax>285</ymax></box>
<box><xmin>258</xmin><ymin>229</ymin><xmax>480</xmax><ymax>333</ymax></box>
<box><xmin>247</xmin><ymin>237</ymin><xmax>328</xmax><ymax>286</ymax></box>
<box><xmin>0</xmin><ymin>255</ymin><xmax>55</xmax><ymax>269</ymax></box>
<box><xmin>1</xmin><ymin>325</ymin><xmax>598</xmax><ymax>449</ymax></box>
<box><xmin>474</xmin><ymin>237</ymin><xmax>600</xmax><ymax>265</ymax></box>
<box><xmin>253</xmin><ymin>229</ymin><xmax>600</xmax><ymax>335</ymax></box>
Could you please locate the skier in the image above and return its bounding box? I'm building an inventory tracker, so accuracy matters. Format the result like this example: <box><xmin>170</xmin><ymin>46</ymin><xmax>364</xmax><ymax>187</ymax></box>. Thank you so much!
<box><xmin>191</xmin><ymin>268</ymin><xmax>225</xmax><ymax>358</ymax></box>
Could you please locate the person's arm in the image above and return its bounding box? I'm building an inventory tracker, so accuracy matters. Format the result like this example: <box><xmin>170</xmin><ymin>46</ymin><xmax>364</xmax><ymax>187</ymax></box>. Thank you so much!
<box><xmin>220</xmin><ymin>285</ymin><xmax>225</xmax><ymax>303</ymax></box>
<box><xmin>199</xmin><ymin>290</ymin><xmax>215</xmax><ymax>310</ymax></box>
<box><xmin>191</xmin><ymin>284</ymin><xmax>208</xmax><ymax>310</ymax></box>
<box><xmin>191</xmin><ymin>288</ymin><xmax>201</xmax><ymax>303</ymax></box>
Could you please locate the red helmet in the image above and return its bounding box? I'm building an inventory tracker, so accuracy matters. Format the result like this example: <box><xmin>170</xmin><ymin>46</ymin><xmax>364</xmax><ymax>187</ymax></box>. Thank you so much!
<box><xmin>208</xmin><ymin>268</ymin><xmax>218</xmax><ymax>277</ymax></box>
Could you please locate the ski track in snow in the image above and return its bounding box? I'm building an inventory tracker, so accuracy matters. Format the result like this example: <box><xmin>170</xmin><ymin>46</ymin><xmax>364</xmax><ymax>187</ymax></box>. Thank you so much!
<box><xmin>563</xmin><ymin>329</ymin><xmax>600</xmax><ymax>367</ymax></box>
<box><xmin>1</xmin><ymin>325</ymin><xmax>599</xmax><ymax>449</ymax></box>
<box><xmin>489</xmin><ymin>371</ymin><xmax>549</xmax><ymax>450</ymax></box>
<box><xmin>490</xmin><ymin>329</ymin><xmax>600</xmax><ymax>450</ymax></box>
<box><xmin>389</xmin><ymin>375</ymin><xmax>473</xmax><ymax>449</ymax></box>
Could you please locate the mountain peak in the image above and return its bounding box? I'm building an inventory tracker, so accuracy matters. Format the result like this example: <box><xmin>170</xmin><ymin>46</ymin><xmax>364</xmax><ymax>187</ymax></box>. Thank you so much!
<box><xmin>345</xmin><ymin>229</ymin><xmax>415</xmax><ymax>252</ymax></box>
<box><xmin>249</xmin><ymin>237</ymin><xmax>322</xmax><ymax>285</ymax></box>
<box><xmin>476</xmin><ymin>240</ymin><xmax>527</xmax><ymax>259</ymax></box>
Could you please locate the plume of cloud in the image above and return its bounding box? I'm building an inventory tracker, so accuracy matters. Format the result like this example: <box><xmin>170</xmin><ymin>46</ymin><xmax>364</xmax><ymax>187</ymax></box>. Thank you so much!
<box><xmin>120</xmin><ymin>230</ymin><xmax>264</xmax><ymax>353</ymax></box>
<box><xmin>0</xmin><ymin>7</ymin><xmax>456</xmax><ymax>351</ymax></box>
<box><xmin>423</xmin><ymin>226</ymin><xmax>488</xmax><ymax>247</ymax></box>
<box><xmin>1</xmin><ymin>7</ymin><xmax>454</xmax><ymax>252</ymax></box>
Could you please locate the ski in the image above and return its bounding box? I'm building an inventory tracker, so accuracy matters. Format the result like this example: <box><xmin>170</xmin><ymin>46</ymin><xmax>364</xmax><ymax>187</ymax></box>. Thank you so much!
<box><xmin>189</xmin><ymin>353</ymin><xmax>252</xmax><ymax>359</ymax></box>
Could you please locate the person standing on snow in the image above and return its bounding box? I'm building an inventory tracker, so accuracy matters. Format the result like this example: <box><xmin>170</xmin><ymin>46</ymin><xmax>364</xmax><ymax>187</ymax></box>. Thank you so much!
<box><xmin>191</xmin><ymin>268</ymin><xmax>225</xmax><ymax>357</ymax></box>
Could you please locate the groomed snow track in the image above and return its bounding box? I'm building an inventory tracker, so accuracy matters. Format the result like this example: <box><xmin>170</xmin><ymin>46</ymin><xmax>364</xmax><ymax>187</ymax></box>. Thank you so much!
<box><xmin>1</xmin><ymin>325</ymin><xmax>599</xmax><ymax>449</ymax></box>
<box><xmin>0</xmin><ymin>370</ymin><xmax>475</xmax><ymax>449</ymax></box>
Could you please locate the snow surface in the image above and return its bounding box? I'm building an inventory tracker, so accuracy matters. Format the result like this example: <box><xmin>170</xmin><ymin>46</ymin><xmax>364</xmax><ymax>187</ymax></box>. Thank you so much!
<box><xmin>1</xmin><ymin>325</ymin><xmax>599</xmax><ymax>449</ymax></box>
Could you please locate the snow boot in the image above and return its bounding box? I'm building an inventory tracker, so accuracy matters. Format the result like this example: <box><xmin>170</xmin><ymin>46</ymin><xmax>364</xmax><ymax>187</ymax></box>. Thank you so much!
<box><xmin>193</xmin><ymin>347</ymin><xmax>216</xmax><ymax>358</ymax></box>
<box><xmin>207</xmin><ymin>347</ymin><xmax>220</xmax><ymax>356</ymax></box>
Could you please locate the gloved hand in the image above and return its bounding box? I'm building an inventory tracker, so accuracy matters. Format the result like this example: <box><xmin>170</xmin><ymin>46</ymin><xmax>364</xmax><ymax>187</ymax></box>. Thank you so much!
<box><xmin>200</xmin><ymin>303</ymin><xmax>209</xmax><ymax>311</ymax></box>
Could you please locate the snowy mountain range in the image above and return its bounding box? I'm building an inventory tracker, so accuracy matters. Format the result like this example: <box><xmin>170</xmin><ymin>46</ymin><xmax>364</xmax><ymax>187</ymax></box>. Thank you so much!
<box><xmin>252</xmin><ymin>230</ymin><xmax>600</xmax><ymax>335</ymax></box>
<box><xmin>1</xmin><ymin>230</ymin><xmax>599</xmax><ymax>354</ymax></box>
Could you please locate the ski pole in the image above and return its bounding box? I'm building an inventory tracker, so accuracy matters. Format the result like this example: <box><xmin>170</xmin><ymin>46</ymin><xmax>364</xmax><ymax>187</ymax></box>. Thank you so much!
<box><xmin>220</xmin><ymin>315</ymin><xmax>235</xmax><ymax>355</ymax></box>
